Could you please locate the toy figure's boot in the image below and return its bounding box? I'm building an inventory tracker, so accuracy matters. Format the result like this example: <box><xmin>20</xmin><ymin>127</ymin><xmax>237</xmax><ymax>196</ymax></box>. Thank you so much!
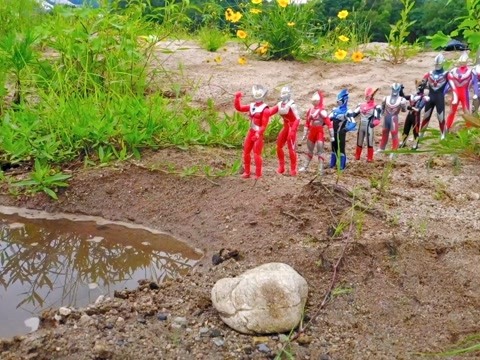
<box><xmin>399</xmin><ymin>135</ymin><xmax>408</xmax><ymax>148</ymax></box>
<box><xmin>290</xmin><ymin>155</ymin><xmax>297</xmax><ymax>176</ymax></box>
<box><xmin>329</xmin><ymin>152</ymin><xmax>337</xmax><ymax>168</ymax></box>
<box><xmin>367</xmin><ymin>147</ymin><xmax>374</xmax><ymax>162</ymax></box>
<box><xmin>276</xmin><ymin>160</ymin><xmax>285</xmax><ymax>174</ymax></box>
<box><xmin>299</xmin><ymin>155</ymin><xmax>312</xmax><ymax>172</ymax></box>
<box><xmin>276</xmin><ymin>149</ymin><xmax>285</xmax><ymax>174</ymax></box>
<box><xmin>355</xmin><ymin>145</ymin><xmax>362</xmax><ymax>160</ymax></box>
<box><xmin>242</xmin><ymin>156</ymin><xmax>251</xmax><ymax>179</ymax></box>
<box><xmin>254</xmin><ymin>155</ymin><xmax>262</xmax><ymax>179</ymax></box>
<box><xmin>340</xmin><ymin>153</ymin><xmax>347</xmax><ymax>170</ymax></box>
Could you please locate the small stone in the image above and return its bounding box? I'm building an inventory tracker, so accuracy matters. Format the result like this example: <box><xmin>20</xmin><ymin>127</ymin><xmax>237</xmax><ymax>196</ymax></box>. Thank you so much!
<box><xmin>95</xmin><ymin>295</ymin><xmax>105</xmax><ymax>305</ymax></box>
<box><xmin>58</xmin><ymin>307</ymin><xmax>72</xmax><ymax>316</ymax></box>
<box><xmin>199</xmin><ymin>327</ymin><xmax>209</xmax><ymax>336</ymax></box>
<box><xmin>212</xmin><ymin>337</ymin><xmax>225</xmax><ymax>347</ymax></box>
<box><xmin>173</xmin><ymin>317</ymin><xmax>188</xmax><ymax>327</ymax></box>
<box><xmin>278</xmin><ymin>334</ymin><xmax>290</xmax><ymax>343</ymax></box>
<box><xmin>157</xmin><ymin>313</ymin><xmax>168</xmax><ymax>321</ymax></box>
<box><xmin>252</xmin><ymin>336</ymin><xmax>270</xmax><ymax>345</ymax></box>
<box><xmin>79</xmin><ymin>314</ymin><xmax>92</xmax><ymax>325</ymax></box>
<box><xmin>209</xmin><ymin>329</ymin><xmax>222</xmax><ymax>338</ymax></box>
<box><xmin>137</xmin><ymin>317</ymin><xmax>147</xmax><ymax>324</ymax></box>
<box><xmin>297</xmin><ymin>334</ymin><xmax>312</xmax><ymax>345</ymax></box>
<box><xmin>257</xmin><ymin>344</ymin><xmax>270</xmax><ymax>353</ymax></box>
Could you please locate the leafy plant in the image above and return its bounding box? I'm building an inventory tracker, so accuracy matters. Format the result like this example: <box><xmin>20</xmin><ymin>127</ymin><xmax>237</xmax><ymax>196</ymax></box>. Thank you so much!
<box><xmin>226</xmin><ymin>0</ymin><xmax>321</xmax><ymax>60</ymax></box>
<box><xmin>11</xmin><ymin>159</ymin><xmax>71</xmax><ymax>199</ymax></box>
<box><xmin>197</xmin><ymin>26</ymin><xmax>229</xmax><ymax>52</ymax></box>
<box><xmin>384</xmin><ymin>0</ymin><xmax>417</xmax><ymax>64</ymax></box>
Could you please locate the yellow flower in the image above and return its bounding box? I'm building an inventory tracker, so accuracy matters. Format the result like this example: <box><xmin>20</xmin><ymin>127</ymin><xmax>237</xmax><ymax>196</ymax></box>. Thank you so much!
<box><xmin>214</xmin><ymin>56</ymin><xmax>222</xmax><ymax>63</ymax></box>
<box><xmin>230</xmin><ymin>11</ymin><xmax>243</xmax><ymax>23</ymax></box>
<box><xmin>238</xmin><ymin>56</ymin><xmax>247</xmax><ymax>65</ymax></box>
<box><xmin>277</xmin><ymin>0</ymin><xmax>288</xmax><ymax>8</ymax></box>
<box><xmin>256</xmin><ymin>46</ymin><xmax>268</xmax><ymax>55</ymax></box>
<box><xmin>337</xmin><ymin>10</ymin><xmax>349</xmax><ymax>19</ymax></box>
<box><xmin>237</xmin><ymin>30</ymin><xmax>247</xmax><ymax>39</ymax></box>
<box><xmin>250</xmin><ymin>8</ymin><xmax>262</xmax><ymax>14</ymax></box>
<box><xmin>287</xmin><ymin>22</ymin><xmax>295</xmax><ymax>27</ymax></box>
<box><xmin>252</xmin><ymin>0</ymin><xmax>262</xmax><ymax>4</ymax></box>
<box><xmin>338</xmin><ymin>35</ymin><xmax>349</xmax><ymax>42</ymax></box>
<box><xmin>352</xmin><ymin>51</ymin><xmax>364</xmax><ymax>62</ymax></box>
<box><xmin>334</xmin><ymin>49</ymin><xmax>347</xmax><ymax>60</ymax></box>
<box><xmin>225</xmin><ymin>8</ymin><xmax>234</xmax><ymax>21</ymax></box>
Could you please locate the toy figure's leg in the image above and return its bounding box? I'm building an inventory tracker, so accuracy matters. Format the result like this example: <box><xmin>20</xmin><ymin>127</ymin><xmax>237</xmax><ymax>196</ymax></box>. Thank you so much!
<box><xmin>413</xmin><ymin>112</ymin><xmax>420</xmax><ymax>139</ymax></box>
<box><xmin>379</xmin><ymin>115</ymin><xmax>392</xmax><ymax>151</ymax></box>
<box><xmin>401</xmin><ymin>112</ymin><xmax>414</xmax><ymax>148</ymax></box>
<box><xmin>253</xmin><ymin>137</ymin><xmax>264</xmax><ymax>179</ymax></box>
<box><xmin>355</xmin><ymin>127</ymin><xmax>365</xmax><ymax>160</ymax></box>
<box><xmin>446</xmin><ymin>102</ymin><xmax>459</xmax><ymax>130</ymax></box>
<box><xmin>286</xmin><ymin>138</ymin><xmax>297</xmax><ymax>176</ymax></box>
<box><xmin>391</xmin><ymin>117</ymin><xmax>399</xmax><ymax>150</ymax></box>
<box><xmin>338</xmin><ymin>125</ymin><xmax>347</xmax><ymax>170</ymax></box>
<box><xmin>276</xmin><ymin>127</ymin><xmax>288</xmax><ymax>174</ymax></box>
<box><xmin>315</xmin><ymin>140</ymin><xmax>325</xmax><ymax>175</ymax></box>
<box><xmin>299</xmin><ymin>139</ymin><xmax>314</xmax><ymax>172</ymax></box>
<box><xmin>367</xmin><ymin>126</ymin><xmax>374</xmax><ymax>162</ymax></box>
<box><xmin>415</xmin><ymin>101</ymin><xmax>434</xmax><ymax>149</ymax></box>
<box><xmin>330</xmin><ymin>122</ymin><xmax>339</xmax><ymax>168</ymax></box>
<box><xmin>473</xmin><ymin>97</ymin><xmax>480</xmax><ymax>114</ymax></box>
<box><xmin>242</xmin><ymin>134</ymin><xmax>255</xmax><ymax>178</ymax></box>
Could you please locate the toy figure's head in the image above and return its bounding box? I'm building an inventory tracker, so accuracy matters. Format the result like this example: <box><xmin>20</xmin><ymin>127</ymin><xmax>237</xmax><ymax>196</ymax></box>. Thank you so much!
<box><xmin>336</xmin><ymin>89</ymin><xmax>349</xmax><ymax>107</ymax></box>
<box><xmin>417</xmin><ymin>79</ymin><xmax>427</xmax><ymax>94</ymax></box>
<box><xmin>364</xmin><ymin>87</ymin><xmax>375</xmax><ymax>101</ymax></box>
<box><xmin>311</xmin><ymin>90</ymin><xmax>324</xmax><ymax>107</ymax></box>
<box><xmin>280</xmin><ymin>86</ymin><xmax>292</xmax><ymax>102</ymax></box>
<box><xmin>252</xmin><ymin>84</ymin><xmax>267</xmax><ymax>101</ymax></box>
<box><xmin>391</xmin><ymin>83</ymin><xmax>403</xmax><ymax>97</ymax></box>
<box><xmin>434</xmin><ymin>53</ymin><xmax>445</xmax><ymax>71</ymax></box>
<box><xmin>458</xmin><ymin>51</ymin><xmax>469</xmax><ymax>67</ymax></box>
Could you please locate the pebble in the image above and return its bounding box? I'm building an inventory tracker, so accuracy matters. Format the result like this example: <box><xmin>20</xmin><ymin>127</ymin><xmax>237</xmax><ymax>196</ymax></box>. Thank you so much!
<box><xmin>157</xmin><ymin>313</ymin><xmax>168</xmax><ymax>321</ymax></box>
<box><xmin>59</xmin><ymin>307</ymin><xmax>72</xmax><ymax>316</ymax></box>
<box><xmin>257</xmin><ymin>344</ymin><xmax>270</xmax><ymax>353</ymax></box>
<box><xmin>173</xmin><ymin>316</ymin><xmax>188</xmax><ymax>327</ymax></box>
<box><xmin>212</xmin><ymin>337</ymin><xmax>225</xmax><ymax>347</ymax></box>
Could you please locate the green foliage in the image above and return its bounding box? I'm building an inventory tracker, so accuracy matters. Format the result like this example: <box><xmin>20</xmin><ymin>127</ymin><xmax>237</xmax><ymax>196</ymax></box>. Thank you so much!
<box><xmin>384</xmin><ymin>0</ymin><xmax>417</xmax><ymax>64</ymax></box>
<box><xmin>227</xmin><ymin>0</ymin><xmax>321</xmax><ymax>60</ymax></box>
<box><xmin>12</xmin><ymin>159</ymin><xmax>72</xmax><ymax>199</ymax></box>
<box><xmin>197</xmin><ymin>26</ymin><xmax>229</xmax><ymax>52</ymax></box>
<box><xmin>428</xmin><ymin>0</ymin><xmax>478</xmax><ymax>50</ymax></box>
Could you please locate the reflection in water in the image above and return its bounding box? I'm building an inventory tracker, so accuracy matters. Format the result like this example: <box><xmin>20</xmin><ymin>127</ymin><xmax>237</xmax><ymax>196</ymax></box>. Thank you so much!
<box><xmin>0</xmin><ymin>207</ymin><xmax>202</xmax><ymax>339</ymax></box>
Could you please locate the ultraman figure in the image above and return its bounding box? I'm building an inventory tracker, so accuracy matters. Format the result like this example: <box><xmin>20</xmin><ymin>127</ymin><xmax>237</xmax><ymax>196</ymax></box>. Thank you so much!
<box><xmin>299</xmin><ymin>90</ymin><xmax>334</xmax><ymax>174</ymax></box>
<box><xmin>270</xmin><ymin>86</ymin><xmax>301</xmax><ymax>176</ymax></box>
<box><xmin>234</xmin><ymin>85</ymin><xmax>271</xmax><ymax>179</ymax></box>
<box><xmin>446</xmin><ymin>51</ymin><xmax>474</xmax><ymax>130</ymax></box>
<box><xmin>378</xmin><ymin>83</ymin><xmax>408</xmax><ymax>155</ymax></box>
<box><xmin>329</xmin><ymin>89</ymin><xmax>356</xmax><ymax>171</ymax></box>
<box><xmin>416</xmin><ymin>53</ymin><xmax>449</xmax><ymax>149</ymax></box>
<box><xmin>472</xmin><ymin>50</ymin><xmax>480</xmax><ymax>113</ymax></box>
<box><xmin>400</xmin><ymin>80</ymin><xmax>430</xmax><ymax>148</ymax></box>
<box><xmin>348</xmin><ymin>87</ymin><xmax>382</xmax><ymax>162</ymax></box>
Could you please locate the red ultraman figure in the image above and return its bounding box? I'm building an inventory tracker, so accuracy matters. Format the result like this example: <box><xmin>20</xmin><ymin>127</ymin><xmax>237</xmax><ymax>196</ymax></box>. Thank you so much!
<box><xmin>446</xmin><ymin>51</ymin><xmax>474</xmax><ymax>131</ymax></box>
<box><xmin>378</xmin><ymin>83</ymin><xmax>408</xmax><ymax>158</ymax></box>
<box><xmin>299</xmin><ymin>90</ymin><xmax>334</xmax><ymax>175</ymax></box>
<box><xmin>270</xmin><ymin>86</ymin><xmax>301</xmax><ymax>176</ymax></box>
<box><xmin>348</xmin><ymin>87</ymin><xmax>382</xmax><ymax>162</ymax></box>
<box><xmin>234</xmin><ymin>85</ymin><xmax>271</xmax><ymax>179</ymax></box>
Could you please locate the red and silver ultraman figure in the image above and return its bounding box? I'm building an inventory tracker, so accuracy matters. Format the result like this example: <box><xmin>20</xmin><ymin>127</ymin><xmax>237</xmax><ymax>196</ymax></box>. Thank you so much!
<box><xmin>416</xmin><ymin>53</ymin><xmax>449</xmax><ymax>148</ymax></box>
<box><xmin>446</xmin><ymin>51</ymin><xmax>474</xmax><ymax>131</ymax></box>
<box><xmin>378</xmin><ymin>83</ymin><xmax>408</xmax><ymax>156</ymax></box>
<box><xmin>348</xmin><ymin>87</ymin><xmax>382</xmax><ymax>162</ymax></box>
<box><xmin>400</xmin><ymin>80</ymin><xmax>430</xmax><ymax>148</ymax></box>
<box><xmin>299</xmin><ymin>90</ymin><xmax>334</xmax><ymax>174</ymax></box>
<box><xmin>234</xmin><ymin>85</ymin><xmax>271</xmax><ymax>179</ymax></box>
<box><xmin>270</xmin><ymin>86</ymin><xmax>301</xmax><ymax>176</ymax></box>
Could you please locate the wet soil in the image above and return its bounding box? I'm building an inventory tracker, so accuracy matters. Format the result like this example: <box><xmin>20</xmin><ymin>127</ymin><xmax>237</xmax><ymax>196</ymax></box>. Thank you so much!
<box><xmin>1</xmin><ymin>41</ymin><xmax>480</xmax><ymax>360</ymax></box>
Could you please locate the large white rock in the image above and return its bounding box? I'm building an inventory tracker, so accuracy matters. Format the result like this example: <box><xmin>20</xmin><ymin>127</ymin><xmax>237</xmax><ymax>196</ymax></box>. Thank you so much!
<box><xmin>211</xmin><ymin>262</ymin><xmax>308</xmax><ymax>334</ymax></box>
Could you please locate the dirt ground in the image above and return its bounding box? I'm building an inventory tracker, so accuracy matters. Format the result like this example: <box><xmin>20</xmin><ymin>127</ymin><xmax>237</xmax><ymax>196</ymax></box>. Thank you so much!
<box><xmin>1</xmin><ymin>41</ymin><xmax>480</xmax><ymax>360</ymax></box>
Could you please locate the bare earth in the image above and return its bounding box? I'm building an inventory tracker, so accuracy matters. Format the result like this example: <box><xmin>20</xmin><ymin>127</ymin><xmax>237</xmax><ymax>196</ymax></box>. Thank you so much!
<box><xmin>1</xmin><ymin>41</ymin><xmax>480</xmax><ymax>360</ymax></box>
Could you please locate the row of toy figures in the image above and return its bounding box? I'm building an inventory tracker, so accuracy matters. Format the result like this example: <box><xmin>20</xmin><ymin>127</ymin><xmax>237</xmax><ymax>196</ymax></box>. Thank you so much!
<box><xmin>401</xmin><ymin>51</ymin><xmax>480</xmax><ymax>151</ymax></box>
<box><xmin>233</xmin><ymin>51</ymin><xmax>480</xmax><ymax>180</ymax></box>
<box><xmin>234</xmin><ymin>84</ymin><xmax>386</xmax><ymax>179</ymax></box>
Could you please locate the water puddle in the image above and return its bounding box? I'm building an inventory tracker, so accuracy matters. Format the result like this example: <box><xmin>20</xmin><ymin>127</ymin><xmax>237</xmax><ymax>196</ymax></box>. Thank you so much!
<box><xmin>0</xmin><ymin>206</ymin><xmax>203</xmax><ymax>339</ymax></box>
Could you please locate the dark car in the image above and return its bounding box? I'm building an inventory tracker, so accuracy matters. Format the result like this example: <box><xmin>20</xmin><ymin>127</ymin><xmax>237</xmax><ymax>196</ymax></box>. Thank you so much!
<box><xmin>443</xmin><ymin>39</ymin><xmax>469</xmax><ymax>51</ymax></box>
